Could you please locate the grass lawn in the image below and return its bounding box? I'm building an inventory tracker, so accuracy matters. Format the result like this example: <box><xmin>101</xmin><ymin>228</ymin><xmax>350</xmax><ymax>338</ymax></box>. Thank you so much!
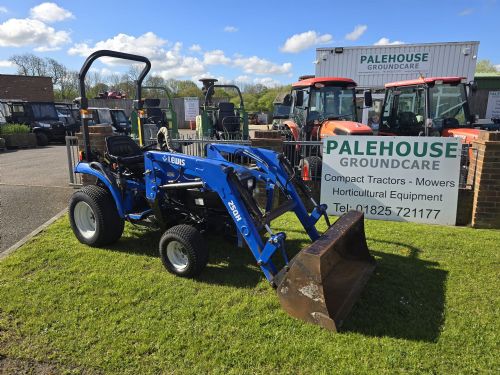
<box><xmin>0</xmin><ymin>214</ymin><xmax>498</xmax><ymax>374</ymax></box>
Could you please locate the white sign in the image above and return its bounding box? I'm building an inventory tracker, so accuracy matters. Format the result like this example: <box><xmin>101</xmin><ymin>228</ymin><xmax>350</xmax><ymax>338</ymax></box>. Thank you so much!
<box><xmin>184</xmin><ymin>97</ymin><xmax>199</xmax><ymax>121</ymax></box>
<box><xmin>485</xmin><ymin>91</ymin><xmax>500</xmax><ymax>119</ymax></box>
<box><xmin>320</xmin><ymin>136</ymin><xmax>461</xmax><ymax>225</ymax></box>
<box><xmin>358</xmin><ymin>51</ymin><xmax>431</xmax><ymax>75</ymax></box>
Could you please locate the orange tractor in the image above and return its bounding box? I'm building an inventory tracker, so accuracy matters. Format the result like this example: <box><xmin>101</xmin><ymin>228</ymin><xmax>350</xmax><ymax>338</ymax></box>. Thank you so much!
<box><xmin>273</xmin><ymin>76</ymin><xmax>373</xmax><ymax>179</ymax></box>
<box><xmin>379</xmin><ymin>76</ymin><xmax>497</xmax><ymax>144</ymax></box>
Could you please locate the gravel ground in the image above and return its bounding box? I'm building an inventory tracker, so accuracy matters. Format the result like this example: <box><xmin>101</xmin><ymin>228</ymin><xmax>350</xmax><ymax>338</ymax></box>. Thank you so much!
<box><xmin>0</xmin><ymin>145</ymin><xmax>74</xmax><ymax>252</ymax></box>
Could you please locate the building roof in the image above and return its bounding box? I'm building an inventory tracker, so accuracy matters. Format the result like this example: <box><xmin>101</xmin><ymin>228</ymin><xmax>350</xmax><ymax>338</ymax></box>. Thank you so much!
<box><xmin>292</xmin><ymin>77</ymin><xmax>356</xmax><ymax>88</ymax></box>
<box><xmin>385</xmin><ymin>76</ymin><xmax>465</xmax><ymax>88</ymax></box>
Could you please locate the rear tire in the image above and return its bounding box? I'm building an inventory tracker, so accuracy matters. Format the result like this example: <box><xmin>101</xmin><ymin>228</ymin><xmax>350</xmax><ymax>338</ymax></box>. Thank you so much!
<box><xmin>35</xmin><ymin>132</ymin><xmax>49</xmax><ymax>147</ymax></box>
<box><xmin>159</xmin><ymin>225</ymin><xmax>208</xmax><ymax>277</ymax></box>
<box><xmin>299</xmin><ymin>156</ymin><xmax>322</xmax><ymax>181</ymax></box>
<box><xmin>69</xmin><ymin>185</ymin><xmax>124</xmax><ymax>247</ymax></box>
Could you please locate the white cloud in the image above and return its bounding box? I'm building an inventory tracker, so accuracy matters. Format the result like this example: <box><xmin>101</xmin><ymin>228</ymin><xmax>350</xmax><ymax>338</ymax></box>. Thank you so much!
<box><xmin>253</xmin><ymin>77</ymin><xmax>281</xmax><ymax>87</ymax></box>
<box><xmin>459</xmin><ymin>8</ymin><xmax>474</xmax><ymax>16</ymax></box>
<box><xmin>0</xmin><ymin>59</ymin><xmax>13</xmax><ymax>67</ymax></box>
<box><xmin>189</xmin><ymin>44</ymin><xmax>202</xmax><ymax>52</ymax></box>
<box><xmin>89</xmin><ymin>67</ymin><xmax>121</xmax><ymax>77</ymax></box>
<box><xmin>233</xmin><ymin>56</ymin><xmax>292</xmax><ymax>75</ymax></box>
<box><xmin>280</xmin><ymin>31</ymin><xmax>332</xmax><ymax>53</ymax></box>
<box><xmin>494</xmin><ymin>64</ymin><xmax>500</xmax><ymax>72</ymax></box>
<box><xmin>0</xmin><ymin>18</ymin><xmax>70</xmax><ymax>50</ymax></box>
<box><xmin>68</xmin><ymin>32</ymin><xmax>293</xmax><ymax>80</ymax></box>
<box><xmin>68</xmin><ymin>33</ymin><xmax>205</xmax><ymax>79</ymax></box>
<box><xmin>68</xmin><ymin>32</ymin><xmax>167</xmax><ymax>62</ymax></box>
<box><xmin>374</xmin><ymin>37</ymin><xmax>404</xmax><ymax>46</ymax></box>
<box><xmin>203</xmin><ymin>49</ymin><xmax>230</xmax><ymax>65</ymax></box>
<box><xmin>234</xmin><ymin>75</ymin><xmax>251</xmax><ymax>83</ymax></box>
<box><xmin>224</xmin><ymin>26</ymin><xmax>238</xmax><ymax>32</ymax></box>
<box><xmin>345</xmin><ymin>25</ymin><xmax>367</xmax><ymax>41</ymax></box>
<box><xmin>30</xmin><ymin>2</ymin><xmax>74</xmax><ymax>23</ymax></box>
<box><xmin>0</xmin><ymin>6</ymin><xmax>8</xmax><ymax>13</ymax></box>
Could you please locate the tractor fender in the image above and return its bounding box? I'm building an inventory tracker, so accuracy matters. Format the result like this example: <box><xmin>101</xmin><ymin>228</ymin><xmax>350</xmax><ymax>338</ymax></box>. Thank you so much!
<box><xmin>74</xmin><ymin>162</ymin><xmax>125</xmax><ymax>217</ymax></box>
<box><xmin>283</xmin><ymin>120</ymin><xmax>300</xmax><ymax>141</ymax></box>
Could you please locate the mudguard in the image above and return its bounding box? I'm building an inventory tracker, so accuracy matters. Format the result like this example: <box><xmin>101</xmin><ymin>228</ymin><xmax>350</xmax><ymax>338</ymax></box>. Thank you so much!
<box><xmin>74</xmin><ymin>162</ymin><xmax>125</xmax><ymax>217</ymax></box>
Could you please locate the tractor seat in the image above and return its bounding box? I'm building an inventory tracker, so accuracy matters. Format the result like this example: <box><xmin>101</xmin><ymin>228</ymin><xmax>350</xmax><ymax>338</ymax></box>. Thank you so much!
<box><xmin>397</xmin><ymin>112</ymin><xmax>418</xmax><ymax>128</ymax></box>
<box><xmin>105</xmin><ymin>135</ymin><xmax>144</xmax><ymax>174</ymax></box>
<box><xmin>216</xmin><ymin>102</ymin><xmax>240</xmax><ymax>132</ymax></box>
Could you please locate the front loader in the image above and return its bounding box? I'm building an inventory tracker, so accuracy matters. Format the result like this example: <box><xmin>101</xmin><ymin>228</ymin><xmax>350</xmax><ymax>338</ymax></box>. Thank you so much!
<box><xmin>69</xmin><ymin>50</ymin><xmax>375</xmax><ymax>331</ymax></box>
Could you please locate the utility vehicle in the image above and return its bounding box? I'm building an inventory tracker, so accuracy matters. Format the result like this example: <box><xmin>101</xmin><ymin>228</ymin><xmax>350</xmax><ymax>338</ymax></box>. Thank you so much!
<box><xmin>1</xmin><ymin>100</ymin><xmax>67</xmax><ymax>146</ymax></box>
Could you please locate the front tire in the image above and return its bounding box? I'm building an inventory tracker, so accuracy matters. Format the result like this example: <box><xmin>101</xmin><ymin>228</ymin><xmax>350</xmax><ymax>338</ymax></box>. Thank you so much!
<box><xmin>69</xmin><ymin>185</ymin><xmax>124</xmax><ymax>247</ymax></box>
<box><xmin>159</xmin><ymin>225</ymin><xmax>208</xmax><ymax>277</ymax></box>
<box><xmin>35</xmin><ymin>132</ymin><xmax>49</xmax><ymax>146</ymax></box>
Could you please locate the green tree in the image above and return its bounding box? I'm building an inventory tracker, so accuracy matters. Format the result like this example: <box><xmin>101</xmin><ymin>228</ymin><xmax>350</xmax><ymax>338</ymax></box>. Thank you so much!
<box><xmin>176</xmin><ymin>80</ymin><xmax>202</xmax><ymax>98</ymax></box>
<box><xmin>476</xmin><ymin>59</ymin><xmax>498</xmax><ymax>73</ymax></box>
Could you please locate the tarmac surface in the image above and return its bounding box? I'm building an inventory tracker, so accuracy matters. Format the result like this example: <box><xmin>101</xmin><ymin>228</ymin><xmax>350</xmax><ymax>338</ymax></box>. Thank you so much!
<box><xmin>0</xmin><ymin>145</ymin><xmax>74</xmax><ymax>252</ymax></box>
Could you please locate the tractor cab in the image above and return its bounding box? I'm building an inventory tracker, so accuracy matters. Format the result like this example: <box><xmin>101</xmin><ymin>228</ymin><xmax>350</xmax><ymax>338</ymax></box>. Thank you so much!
<box><xmin>196</xmin><ymin>78</ymin><xmax>249</xmax><ymax>140</ymax></box>
<box><xmin>274</xmin><ymin>76</ymin><xmax>373</xmax><ymax>141</ymax></box>
<box><xmin>380</xmin><ymin>77</ymin><xmax>480</xmax><ymax>143</ymax></box>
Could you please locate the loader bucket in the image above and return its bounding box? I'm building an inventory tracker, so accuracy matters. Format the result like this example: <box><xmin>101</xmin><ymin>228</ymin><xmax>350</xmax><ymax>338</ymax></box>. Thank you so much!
<box><xmin>275</xmin><ymin>211</ymin><xmax>375</xmax><ymax>331</ymax></box>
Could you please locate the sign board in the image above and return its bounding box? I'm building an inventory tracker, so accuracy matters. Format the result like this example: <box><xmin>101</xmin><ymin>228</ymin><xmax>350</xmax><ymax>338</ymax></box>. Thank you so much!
<box><xmin>358</xmin><ymin>51</ymin><xmax>431</xmax><ymax>75</ymax></box>
<box><xmin>320</xmin><ymin>136</ymin><xmax>461</xmax><ymax>225</ymax></box>
<box><xmin>184</xmin><ymin>97</ymin><xmax>199</xmax><ymax>121</ymax></box>
<box><xmin>485</xmin><ymin>91</ymin><xmax>500</xmax><ymax>119</ymax></box>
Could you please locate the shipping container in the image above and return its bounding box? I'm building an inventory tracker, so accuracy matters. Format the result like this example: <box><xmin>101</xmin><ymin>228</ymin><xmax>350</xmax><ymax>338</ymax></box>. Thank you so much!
<box><xmin>315</xmin><ymin>41</ymin><xmax>479</xmax><ymax>89</ymax></box>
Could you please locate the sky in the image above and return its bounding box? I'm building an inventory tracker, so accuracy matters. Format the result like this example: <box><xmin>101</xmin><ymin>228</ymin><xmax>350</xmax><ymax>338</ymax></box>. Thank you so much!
<box><xmin>0</xmin><ymin>0</ymin><xmax>498</xmax><ymax>86</ymax></box>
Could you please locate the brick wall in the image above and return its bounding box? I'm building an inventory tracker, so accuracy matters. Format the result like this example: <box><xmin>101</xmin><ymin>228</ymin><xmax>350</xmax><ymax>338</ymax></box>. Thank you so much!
<box><xmin>0</xmin><ymin>74</ymin><xmax>54</xmax><ymax>102</ymax></box>
<box><xmin>469</xmin><ymin>131</ymin><xmax>500</xmax><ymax>228</ymax></box>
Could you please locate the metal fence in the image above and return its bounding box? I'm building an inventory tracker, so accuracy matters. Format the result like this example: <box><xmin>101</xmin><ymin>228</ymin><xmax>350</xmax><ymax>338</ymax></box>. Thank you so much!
<box><xmin>65</xmin><ymin>135</ymin><xmax>82</xmax><ymax>186</ymax></box>
<box><xmin>66</xmin><ymin>134</ymin><xmax>475</xmax><ymax>190</ymax></box>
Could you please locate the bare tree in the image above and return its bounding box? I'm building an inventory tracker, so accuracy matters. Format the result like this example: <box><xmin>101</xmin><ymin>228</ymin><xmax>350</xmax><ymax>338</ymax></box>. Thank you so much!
<box><xmin>9</xmin><ymin>53</ymin><xmax>48</xmax><ymax>76</ymax></box>
<box><xmin>126</xmin><ymin>64</ymin><xmax>142</xmax><ymax>82</ymax></box>
<box><xmin>46</xmin><ymin>58</ymin><xmax>67</xmax><ymax>87</ymax></box>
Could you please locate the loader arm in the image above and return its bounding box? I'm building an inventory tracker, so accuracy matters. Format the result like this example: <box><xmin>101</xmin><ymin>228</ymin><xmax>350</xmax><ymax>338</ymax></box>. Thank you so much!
<box><xmin>143</xmin><ymin>146</ymin><xmax>326</xmax><ymax>282</ymax></box>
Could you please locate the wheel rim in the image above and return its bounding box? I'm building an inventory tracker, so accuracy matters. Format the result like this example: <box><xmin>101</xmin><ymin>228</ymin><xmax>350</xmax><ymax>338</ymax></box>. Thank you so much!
<box><xmin>74</xmin><ymin>201</ymin><xmax>96</xmax><ymax>239</ymax></box>
<box><xmin>166</xmin><ymin>241</ymin><xmax>189</xmax><ymax>271</ymax></box>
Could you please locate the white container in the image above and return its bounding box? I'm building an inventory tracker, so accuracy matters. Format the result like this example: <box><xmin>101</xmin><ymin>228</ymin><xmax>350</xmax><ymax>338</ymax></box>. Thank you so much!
<box><xmin>315</xmin><ymin>41</ymin><xmax>479</xmax><ymax>88</ymax></box>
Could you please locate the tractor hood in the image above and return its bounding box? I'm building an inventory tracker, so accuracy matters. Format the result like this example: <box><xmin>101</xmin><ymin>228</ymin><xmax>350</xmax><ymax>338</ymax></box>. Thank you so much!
<box><xmin>320</xmin><ymin>120</ymin><xmax>373</xmax><ymax>138</ymax></box>
<box><xmin>442</xmin><ymin>128</ymin><xmax>480</xmax><ymax>144</ymax></box>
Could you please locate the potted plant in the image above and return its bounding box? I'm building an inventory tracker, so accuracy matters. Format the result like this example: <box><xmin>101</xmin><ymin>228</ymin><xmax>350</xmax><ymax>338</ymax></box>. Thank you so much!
<box><xmin>0</xmin><ymin>124</ymin><xmax>37</xmax><ymax>149</ymax></box>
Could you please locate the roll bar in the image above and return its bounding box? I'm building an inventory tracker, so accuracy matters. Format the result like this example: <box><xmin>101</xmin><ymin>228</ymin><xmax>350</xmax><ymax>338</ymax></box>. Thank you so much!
<box><xmin>204</xmin><ymin>84</ymin><xmax>244</xmax><ymax>108</ymax></box>
<box><xmin>78</xmin><ymin>50</ymin><xmax>151</xmax><ymax>161</ymax></box>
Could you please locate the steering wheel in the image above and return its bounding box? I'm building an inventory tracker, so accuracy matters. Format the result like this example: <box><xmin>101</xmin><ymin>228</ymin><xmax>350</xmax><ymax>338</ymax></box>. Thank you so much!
<box><xmin>146</xmin><ymin>116</ymin><xmax>161</xmax><ymax>125</ymax></box>
<box><xmin>140</xmin><ymin>142</ymin><xmax>157</xmax><ymax>151</ymax></box>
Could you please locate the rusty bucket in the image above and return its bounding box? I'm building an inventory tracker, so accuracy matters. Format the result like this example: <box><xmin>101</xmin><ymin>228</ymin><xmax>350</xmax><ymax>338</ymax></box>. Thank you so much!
<box><xmin>275</xmin><ymin>211</ymin><xmax>375</xmax><ymax>331</ymax></box>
